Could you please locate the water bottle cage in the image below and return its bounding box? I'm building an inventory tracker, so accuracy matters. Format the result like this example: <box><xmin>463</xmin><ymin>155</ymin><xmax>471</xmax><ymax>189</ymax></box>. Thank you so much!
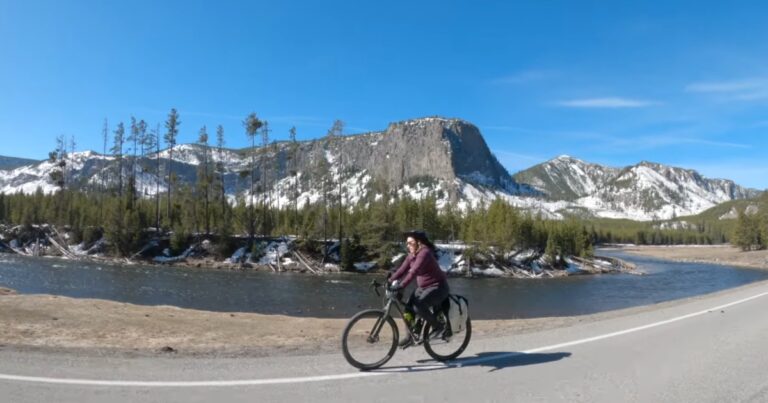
<box><xmin>411</xmin><ymin>318</ymin><xmax>424</xmax><ymax>334</ymax></box>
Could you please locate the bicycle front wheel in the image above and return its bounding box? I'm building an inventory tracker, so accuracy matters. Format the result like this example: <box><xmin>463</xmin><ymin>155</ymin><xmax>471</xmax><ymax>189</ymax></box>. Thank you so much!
<box><xmin>341</xmin><ymin>309</ymin><xmax>399</xmax><ymax>370</ymax></box>
<box><xmin>423</xmin><ymin>316</ymin><xmax>472</xmax><ymax>362</ymax></box>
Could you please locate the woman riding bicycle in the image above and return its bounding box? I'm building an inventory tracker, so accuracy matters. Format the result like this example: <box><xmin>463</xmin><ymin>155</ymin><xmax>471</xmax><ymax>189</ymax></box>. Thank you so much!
<box><xmin>388</xmin><ymin>230</ymin><xmax>449</xmax><ymax>347</ymax></box>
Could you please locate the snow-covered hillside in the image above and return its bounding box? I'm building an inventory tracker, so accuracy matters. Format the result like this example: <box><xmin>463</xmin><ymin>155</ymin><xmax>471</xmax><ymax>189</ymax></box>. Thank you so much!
<box><xmin>0</xmin><ymin>118</ymin><xmax>760</xmax><ymax>221</ymax></box>
<box><xmin>514</xmin><ymin>156</ymin><xmax>760</xmax><ymax>220</ymax></box>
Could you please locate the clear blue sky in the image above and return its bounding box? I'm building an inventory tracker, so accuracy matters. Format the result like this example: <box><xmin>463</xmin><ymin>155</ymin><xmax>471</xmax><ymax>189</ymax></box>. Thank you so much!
<box><xmin>2</xmin><ymin>0</ymin><xmax>767</xmax><ymax>189</ymax></box>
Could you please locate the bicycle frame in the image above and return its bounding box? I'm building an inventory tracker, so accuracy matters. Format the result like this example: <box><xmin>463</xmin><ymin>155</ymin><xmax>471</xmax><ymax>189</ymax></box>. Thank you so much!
<box><xmin>369</xmin><ymin>280</ymin><xmax>423</xmax><ymax>344</ymax></box>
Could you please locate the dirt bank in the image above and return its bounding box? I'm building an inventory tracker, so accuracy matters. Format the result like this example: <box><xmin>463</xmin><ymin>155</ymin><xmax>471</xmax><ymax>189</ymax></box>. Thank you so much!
<box><xmin>616</xmin><ymin>245</ymin><xmax>768</xmax><ymax>270</ymax></box>
<box><xmin>0</xmin><ymin>293</ymin><xmax>626</xmax><ymax>358</ymax></box>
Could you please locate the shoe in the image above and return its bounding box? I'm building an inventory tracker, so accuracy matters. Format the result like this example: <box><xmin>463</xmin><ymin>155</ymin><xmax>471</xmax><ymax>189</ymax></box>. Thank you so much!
<box><xmin>398</xmin><ymin>334</ymin><xmax>415</xmax><ymax>348</ymax></box>
<box><xmin>427</xmin><ymin>324</ymin><xmax>445</xmax><ymax>340</ymax></box>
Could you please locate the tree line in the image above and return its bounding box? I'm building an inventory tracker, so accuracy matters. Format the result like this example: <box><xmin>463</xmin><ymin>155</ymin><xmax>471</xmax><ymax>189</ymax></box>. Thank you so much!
<box><xmin>0</xmin><ymin>185</ymin><xmax>596</xmax><ymax>262</ymax></box>
<box><xmin>730</xmin><ymin>193</ymin><xmax>768</xmax><ymax>251</ymax></box>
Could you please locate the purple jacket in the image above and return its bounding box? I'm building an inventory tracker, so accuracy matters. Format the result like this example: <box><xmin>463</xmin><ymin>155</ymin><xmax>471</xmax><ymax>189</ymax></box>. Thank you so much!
<box><xmin>390</xmin><ymin>247</ymin><xmax>447</xmax><ymax>289</ymax></box>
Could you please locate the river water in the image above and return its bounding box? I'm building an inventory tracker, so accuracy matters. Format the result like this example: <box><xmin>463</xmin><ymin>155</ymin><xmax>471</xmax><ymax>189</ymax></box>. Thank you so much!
<box><xmin>0</xmin><ymin>250</ymin><xmax>766</xmax><ymax>319</ymax></box>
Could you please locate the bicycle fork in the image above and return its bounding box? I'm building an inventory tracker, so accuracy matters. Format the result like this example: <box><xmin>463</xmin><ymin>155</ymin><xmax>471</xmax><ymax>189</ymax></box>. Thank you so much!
<box><xmin>367</xmin><ymin>300</ymin><xmax>394</xmax><ymax>343</ymax></box>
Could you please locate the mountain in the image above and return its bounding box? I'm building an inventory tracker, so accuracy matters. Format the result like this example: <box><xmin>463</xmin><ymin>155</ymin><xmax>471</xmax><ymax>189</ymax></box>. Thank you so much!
<box><xmin>514</xmin><ymin>155</ymin><xmax>761</xmax><ymax>220</ymax></box>
<box><xmin>0</xmin><ymin>117</ymin><xmax>536</xmax><ymax>208</ymax></box>
<box><xmin>513</xmin><ymin>155</ymin><xmax>618</xmax><ymax>201</ymax></box>
<box><xmin>0</xmin><ymin>118</ymin><xmax>760</xmax><ymax>221</ymax></box>
<box><xmin>0</xmin><ymin>156</ymin><xmax>39</xmax><ymax>170</ymax></box>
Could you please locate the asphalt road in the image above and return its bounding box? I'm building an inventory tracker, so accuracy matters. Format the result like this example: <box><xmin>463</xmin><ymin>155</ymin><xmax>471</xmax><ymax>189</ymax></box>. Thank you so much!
<box><xmin>3</xmin><ymin>280</ymin><xmax>768</xmax><ymax>402</ymax></box>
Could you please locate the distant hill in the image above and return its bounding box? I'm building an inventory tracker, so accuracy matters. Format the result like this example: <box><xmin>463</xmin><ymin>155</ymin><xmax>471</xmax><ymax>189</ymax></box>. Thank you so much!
<box><xmin>0</xmin><ymin>155</ymin><xmax>39</xmax><ymax>170</ymax></box>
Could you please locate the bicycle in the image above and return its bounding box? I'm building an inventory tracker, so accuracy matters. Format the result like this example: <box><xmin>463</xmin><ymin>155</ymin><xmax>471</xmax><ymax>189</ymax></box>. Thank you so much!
<box><xmin>341</xmin><ymin>279</ymin><xmax>472</xmax><ymax>370</ymax></box>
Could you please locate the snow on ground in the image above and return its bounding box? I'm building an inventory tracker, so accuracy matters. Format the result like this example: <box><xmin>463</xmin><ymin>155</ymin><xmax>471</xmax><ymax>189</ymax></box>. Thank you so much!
<box><xmin>258</xmin><ymin>240</ymin><xmax>290</xmax><ymax>265</ymax></box>
<box><xmin>353</xmin><ymin>262</ymin><xmax>376</xmax><ymax>272</ymax></box>
<box><xmin>471</xmin><ymin>266</ymin><xmax>505</xmax><ymax>277</ymax></box>
<box><xmin>509</xmin><ymin>249</ymin><xmax>537</xmax><ymax>264</ymax></box>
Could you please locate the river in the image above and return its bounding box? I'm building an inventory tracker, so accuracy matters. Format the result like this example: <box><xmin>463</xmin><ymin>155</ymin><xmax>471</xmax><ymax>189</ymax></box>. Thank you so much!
<box><xmin>0</xmin><ymin>250</ymin><xmax>766</xmax><ymax>319</ymax></box>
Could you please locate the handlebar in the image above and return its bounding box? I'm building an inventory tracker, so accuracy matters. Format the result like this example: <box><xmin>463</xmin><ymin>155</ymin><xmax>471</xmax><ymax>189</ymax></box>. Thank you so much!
<box><xmin>370</xmin><ymin>278</ymin><xmax>404</xmax><ymax>300</ymax></box>
<box><xmin>369</xmin><ymin>279</ymin><xmax>383</xmax><ymax>297</ymax></box>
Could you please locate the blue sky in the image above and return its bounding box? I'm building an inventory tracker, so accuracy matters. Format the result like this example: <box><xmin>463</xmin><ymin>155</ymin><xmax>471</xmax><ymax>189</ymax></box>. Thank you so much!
<box><xmin>2</xmin><ymin>0</ymin><xmax>767</xmax><ymax>189</ymax></box>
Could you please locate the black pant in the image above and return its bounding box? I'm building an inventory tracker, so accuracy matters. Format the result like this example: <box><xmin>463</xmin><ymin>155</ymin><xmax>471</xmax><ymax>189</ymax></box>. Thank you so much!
<box><xmin>407</xmin><ymin>282</ymin><xmax>450</xmax><ymax>329</ymax></box>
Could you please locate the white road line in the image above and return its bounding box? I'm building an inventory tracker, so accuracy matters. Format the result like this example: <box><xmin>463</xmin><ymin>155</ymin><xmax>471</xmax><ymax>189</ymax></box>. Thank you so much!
<box><xmin>0</xmin><ymin>372</ymin><xmax>386</xmax><ymax>387</ymax></box>
<box><xmin>1</xmin><ymin>290</ymin><xmax>767</xmax><ymax>387</ymax></box>
<box><xmin>455</xmin><ymin>290</ymin><xmax>768</xmax><ymax>367</ymax></box>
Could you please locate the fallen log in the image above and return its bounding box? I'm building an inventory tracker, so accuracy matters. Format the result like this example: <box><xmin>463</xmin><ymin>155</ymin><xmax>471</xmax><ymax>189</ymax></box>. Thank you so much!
<box><xmin>8</xmin><ymin>245</ymin><xmax>31</xmax><ymax>256</ymax></box>
<box><xmin>45</xmin><ymin>234</ymin><xmax>77</xmax><ymax>259</ymax></box>
<box><xmin>293</xmin><ymin>252</ymin><xmax>318</xmax><ymax>274</ymax></box>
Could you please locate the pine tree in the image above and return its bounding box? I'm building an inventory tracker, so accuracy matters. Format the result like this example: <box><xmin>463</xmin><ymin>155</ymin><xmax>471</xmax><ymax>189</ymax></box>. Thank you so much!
<box><xmin>164</xmin><ymin>108</ymin><xmax>180</xmax><ymax>228</ymax></box>
<box><xmin>214</xmin><ymin>125</ymin><xmax>228</xmax><ymax>236</ymax></box>
<box><xmin>128</xmin><ymin>117</ymin><xmax>139</xmax><ymax>201</ymax></box>
<box><xmin>100</xmin><ymin>118</ymin><xmax>109</xmax><ymax>221</ymax></box>
<box><xmin>67</xmin><ymin>135</ymin><xmax>76</xmax><ymax>188</ymax></box>
<box><xmin>260</xmin><ymin>121</ymin><xmax>271</xmax><ymax>235</ymax></box>
<box><xmin>340</xmin><ymin>237</ymin><xmax>353</xmax><ymax>271</ymax></box>
<box><xmin>328</xmin><ymin>119</ymin><xmax>345</xmax><ymax>243</ymax></box>
<box><xmin>271</xmin><ymin>139</ymin><xmax>280</xmax><ymax>234</ymax></box>
<box><xmin>137</xmin><ymin>120</ymin><xmax>151</xmax><ymax>196</ymax></box>
<box><xmin>197</xmin><ymin>126</ymin><xmax>211</xmax><ymax>235</ymax></box>
<box><xmin>47</xmin><ymin>135</ymin><xmax>68</xmax><ymax>226</ymax></box>
<box><xmin>545</xmin><ymin>227</ymin><xmax>562</xmax><ymax>265</ymax></box>
<box><xmin>317</xmin><ymin>124</ymin><xmax>339</xmax><ymax>261</ymax></box>
<box><xmin>289</xmin><ymin>126</ymin><xmax>299</xmax><ymax>235</ymax></box>
<box><xmin>151</xmin><ymin>124</ymin><xmax>162</xmax><ymax>230</ymax></box>
<box><xmin>48</xmin><ymin>135</ymin><xmax>67</xmax><ymax>190</ymax></box>
<box><xmin>0</xmin><ymin>193</ymin><xmax>5</xmax><ymax>223</ymax></box>
<box><xmin>243</xmin><ymin>112</ymin><xmax>263</xmax><ymax>247</ymax></box>
<box><xmin>111</xmin><ymin>122</ymin><xmax>125</xmax><ymax>196</ymax></box>
<box><xmin>733</xmin><ymin>208</ymin><xmax>762</xmax><ymax>251</ymax></box>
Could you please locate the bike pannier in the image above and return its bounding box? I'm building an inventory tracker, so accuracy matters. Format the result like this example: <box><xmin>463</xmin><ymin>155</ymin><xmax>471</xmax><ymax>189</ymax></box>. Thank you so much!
<box><xmin>447</xmin><ymin>294</ymin><xmax>469</xmax><ymax>333</ymax></box>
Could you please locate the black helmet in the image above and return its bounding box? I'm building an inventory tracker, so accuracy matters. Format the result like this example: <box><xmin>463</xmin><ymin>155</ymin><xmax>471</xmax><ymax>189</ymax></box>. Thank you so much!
<box><xmin>403</xmin><ymin>230</ymin><xmax>436</xmax><ymax>253</ymax></box>
<box><xmin>404</xmin><ymin>230</ymin><xmax>429</xmax><ymax>244</ymax></box>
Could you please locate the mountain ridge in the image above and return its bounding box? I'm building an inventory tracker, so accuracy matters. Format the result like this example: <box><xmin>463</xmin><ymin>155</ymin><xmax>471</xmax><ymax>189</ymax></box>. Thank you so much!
<box><xmin>0</xmin><ymin>117</ymin><xmax>761</xmax><ymax>221</ymax></box>
<box><xmin>514</xmin><ymin>155</ymin><xmax>761</xmax><ymax>220</ymax></box>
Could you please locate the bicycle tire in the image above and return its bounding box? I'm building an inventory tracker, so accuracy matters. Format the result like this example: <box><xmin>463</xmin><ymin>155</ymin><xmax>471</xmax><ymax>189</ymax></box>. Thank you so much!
<box><xmin>423</xmin><ymin>316</ymin><xmax>472</xmax><ymax>362</ymax></box>
<box><xmin>341</xmin><ymin>309</ymin><xmax>399</xmax><ymax>370</ymax></box>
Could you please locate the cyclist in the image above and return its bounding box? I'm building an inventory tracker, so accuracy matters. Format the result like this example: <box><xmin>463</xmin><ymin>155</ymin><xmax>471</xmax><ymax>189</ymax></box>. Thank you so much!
<box><xmin>388</xmin><ymin>230</ymin><xmax>449</xmax><ymax>347</ymax></box>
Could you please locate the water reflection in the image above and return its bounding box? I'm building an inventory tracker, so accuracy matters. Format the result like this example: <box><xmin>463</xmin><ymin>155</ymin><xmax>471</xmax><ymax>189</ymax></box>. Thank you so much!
<box><xmin>0</xmin><ymin>250</ymin><xmax>766</xmax><ymax>319</ymax></box>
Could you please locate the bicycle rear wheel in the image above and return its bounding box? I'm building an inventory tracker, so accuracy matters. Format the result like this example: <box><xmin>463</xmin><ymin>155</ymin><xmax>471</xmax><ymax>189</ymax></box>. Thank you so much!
<box><xmin>423</xmin><ymin>316</ymin><xmax>472</xmax><ymax>361</ymax></box>
<box><xmin>341</xmin><ymin>309</ymin><xmax>399</xmax><ymax>370</ymax></box>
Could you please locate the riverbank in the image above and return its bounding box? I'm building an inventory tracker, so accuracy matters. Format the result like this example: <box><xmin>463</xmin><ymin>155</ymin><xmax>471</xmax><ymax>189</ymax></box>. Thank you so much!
<box><xmin>2</xmin><ymin>244</ymin><xmax>764</xmax><ymax>357</ymax></box>
<box><xmin>616</xmin><ymin>245</ymin><xmax>768</xmax><ymax>270</ymax></box>
<box><xmin>4</xmin><ymin>276</ymin><xmax>768</xmax><ymax>358</ymax></box>
<box><xmin>0</xmin><ymin>224</ymin><xmax>633</xmax><ymax>277</ymax></box>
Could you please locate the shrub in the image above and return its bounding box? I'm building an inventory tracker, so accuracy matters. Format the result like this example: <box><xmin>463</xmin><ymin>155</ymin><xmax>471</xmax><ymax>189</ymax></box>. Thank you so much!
<box><xmin>82</xmin><ymin>226</ymin><xmax>103</xmax><ymax>246</ymax></box>
<box><xmin>170</xmin><ymin>230</ymin><xmax>189</xmax><ymax>255</ymax></box>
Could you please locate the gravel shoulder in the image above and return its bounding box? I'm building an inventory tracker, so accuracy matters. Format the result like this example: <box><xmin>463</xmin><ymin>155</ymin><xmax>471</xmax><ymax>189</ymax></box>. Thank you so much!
<box><xmin>2</xmin><ymin>244</ymin><xmax>767</xmax><ymax>358</ymax></box>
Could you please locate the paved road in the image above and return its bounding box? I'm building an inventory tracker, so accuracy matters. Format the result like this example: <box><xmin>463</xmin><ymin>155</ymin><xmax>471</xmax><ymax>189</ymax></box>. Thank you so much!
<box><xmin>3</xmin><ymin>280</ymin><xmax>768</xmax><ymax>402</ymax></box>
